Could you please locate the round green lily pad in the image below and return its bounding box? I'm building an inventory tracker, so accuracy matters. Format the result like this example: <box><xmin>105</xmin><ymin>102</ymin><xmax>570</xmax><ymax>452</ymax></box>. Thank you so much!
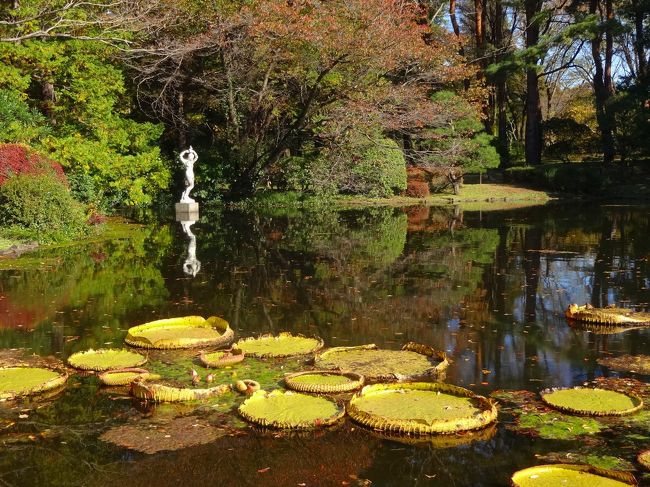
<box><xmin>238</xmin><ymin>389</ymin><xmax>345</xmax><ymax>429</ymax></box>
<box><xmin>638</xmin><ymin>450</ymin><xmax>650</xmax><ymax>471</ymax></box>
<box><xmin>284</xmin><ymin>370</ymin><xmax>364</xmax><ymax>394</ymax></box>
<box><xmin>125</xmin><ymin>316</ymin><xmax>234</xmax><ymax>350</ymax></box>
<box><xmin>131</xmin><ymin>380</ymin><xmax>231</xmax><ymax>402</ymax></box>
<box><xmin>314</xmin><ymin>342</ymin><xmax>448</xmax><ymax>381</ymax></box>
<box><xmin>540</xmin><ymin>387</ymin><xmax>643</xmax><ymax>416</ymax></box>
<box><xmin>199</xmin><ymin>347</ymin><xmax>245</xmax><ymax>368</ymax></box>
<box><xmin>0</xmin><ymin>366</ymin><xmax>67</xmax><ymax>400</ymax></box>
<box><xmin>233</xmin><ymin>332</ymin><xmax>324</xmax><ymax>358</ymax></box>
<box><xmin>347</xmin><ymin>382</ymin><xmax>497</xmax><ymax>435</ymax></box>
<box><xmin>511</xmin><ymin>464</ymin><xmax>636</xmax><ymax>486</ymax></box>
<box><xmin>97</xmin><ymin>368</ymin><xmax>159</xmax><ymax>386</ymax></box>
<box><xmin>67</xmin><ymin>348</ymin><xmax>147</xmax><ymax>371</ymax></box>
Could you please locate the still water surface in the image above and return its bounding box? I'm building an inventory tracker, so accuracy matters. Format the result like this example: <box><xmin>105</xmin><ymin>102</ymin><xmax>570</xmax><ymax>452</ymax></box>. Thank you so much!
<box><xmin>1</xmin><ymin>202</ymin><xmax>650</xmax><ymax>486</ymax></box>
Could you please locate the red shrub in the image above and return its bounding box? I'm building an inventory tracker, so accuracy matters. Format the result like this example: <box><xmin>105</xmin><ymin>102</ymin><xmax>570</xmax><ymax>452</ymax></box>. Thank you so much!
<box><xmin>0</xmin><ymin>144</ymin><xmax>68</xmax><ymax>186</ymax></box>
<box><xmin>406</xmin><ymin>180</ymin><xmax>430</xmax><ymax>198</ymax></box>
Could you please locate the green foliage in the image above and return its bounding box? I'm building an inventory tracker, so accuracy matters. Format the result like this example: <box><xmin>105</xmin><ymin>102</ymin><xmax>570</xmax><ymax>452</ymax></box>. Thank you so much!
<box><xmin>0</xmin><ymin>90</ymin><xmax>50</xmax><ymax>144</ymax></box>
<box><xmin>518</xmin><ymin>412</ymin><xmax>604</xmax><ymax>440</ymax></box>
<box><xmin>0</xmin><ymin>173</ymin><xmax>90</xmax><ymax>243</ymax></box>
<box><xmin>349</xmin><ymin>138</ymin><xmax>407</xmax><ymax>197</ymax></box>
<box><xmin>505</xmin><ymin>163</ymin><xmax>605</xmax><ymax>193</ymax></box>
<box><xmin>0</xmin><ymin>40</ymin><xmax>170</xmax><ymax>208</ymax></box>
<box><xmin>543</xmin><ymin>117</ymin><xmax>599</xmax><ymax>162</ymax></box>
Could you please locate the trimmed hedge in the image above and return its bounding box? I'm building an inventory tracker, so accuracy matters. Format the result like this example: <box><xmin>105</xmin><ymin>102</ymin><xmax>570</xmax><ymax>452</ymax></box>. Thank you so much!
<box><xmin>0</xmin><ymin>173</ymin><xmax>89</xmax><ymax>243</ymax></box>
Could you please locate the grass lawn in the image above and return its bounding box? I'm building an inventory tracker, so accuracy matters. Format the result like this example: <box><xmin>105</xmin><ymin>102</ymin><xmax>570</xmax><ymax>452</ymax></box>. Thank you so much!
<box><xmin>336</xmin><ymin>183</ymin><xmax>552</xmax><ymax>209</ymax></box>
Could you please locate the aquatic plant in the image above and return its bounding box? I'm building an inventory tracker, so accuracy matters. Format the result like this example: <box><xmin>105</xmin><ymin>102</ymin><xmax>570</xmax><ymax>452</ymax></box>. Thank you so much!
<box><xmin>233</xmin><ymin>332</ymin><xmax>323</xmax><ymax>358</ymax></box>
<box><xmin>284</xmin><ymin>370</ymin><xmax>364</xmax><ymax>394</ymax></box>
<box><xmin>125</xmin><ymin>316</ymin><xmax>234</xmax><ymax>349</ymax></box>
<box><xmin>238</xmin><ymin>389</ymin><xmax>345</xmax><ymax>429</ymax></box>
<box><xmin>347</xmin><ymin>382</ymin><xmax>497</xmax><ymax>435</ymax></box>
<box><xmin>540</xmin><ymin>387</ymin><xmax>643</xmax><ymax>416</ymax></box>
<box><xmin>67</xmin><ymin>348</ymin><xmax>147</xmax><ymax>371</ymax></box>
<box><xmin>314</xmin><ymin>342</ymin><xmax>448</xmax><ymax>381</ymax></box>
<box><xmin>0</xmin><ymin>366</ymin><xmax>67</xmax><ymax>400</ymax></box>
<box><xmin>97</xmin><ymin>368</ymin><xmax>159</xmax><ymax>386</ymax></box>
<box><xmin>131</xmin><ymin>380</ymin><xmax>232</xmax><ymax>402</ymax></box>
<box><xmin>566</xmin><ymin>303</ymin><xmax>650</xmax><ymax>325</ymax></box>
<box><xmin>511</xmin><ymin>463</ymin><xmax>636</xmax><ymax>486</ymax></box>
<box><xmin>99</xmin><ymin>416</ymin><xmax>227</xmax><ymax>454</ymax></box>
<box><xmin>199</xmin><ymin>347</ymin><xmax>245</xmax><ymax>368</ymax></box>
<box><xmin>517</xmin><ymin>412</ymin><xmax>604</xmax><ymax>440</ymax></box>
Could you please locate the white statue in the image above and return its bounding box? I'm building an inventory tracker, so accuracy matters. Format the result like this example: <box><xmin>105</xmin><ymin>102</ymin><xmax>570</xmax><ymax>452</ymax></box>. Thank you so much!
<box><xmin>179</xmin><ymin>146</ymin><xmax>198</xmax><ymax>203</ymax></box>
<box><xmin>181</xmin><ymin>220</ymin><xmax>201</xmax><ymax>277</ymax></box>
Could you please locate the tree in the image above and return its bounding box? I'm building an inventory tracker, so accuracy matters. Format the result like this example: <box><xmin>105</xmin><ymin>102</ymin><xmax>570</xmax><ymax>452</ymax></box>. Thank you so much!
<box><xmin>129</xmin><ymin>0</ymin><xmax>467</xmax><ymax>198</ymax></box>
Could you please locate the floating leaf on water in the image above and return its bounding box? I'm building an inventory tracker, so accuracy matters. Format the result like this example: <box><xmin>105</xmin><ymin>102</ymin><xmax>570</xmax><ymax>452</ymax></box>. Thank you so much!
<box><xmin>199</xmin><ymin>347</ymin><xmax>245</xmax><ymax>368</ymax></box>
<box><xmin>0</xmin><ymin>366</ymin><xmax>67</xmax><ymax>400</ymax></box>
<box><xmin>284</xmin><ymin>370</ymin><xmax>364</xmax><ymax>394</ymax></box>
<box><xmin>238</xmin><ymin>389</ymin><xmax>345</xmax><ymax>429</ymax></box>
<box><xmin>540</xmin><ymin>387</ymin><xmax>643</xmax><ymax>416</ymax></box>
<box><xmin>67</xmin><ymin>348</ymin><xmax>147</xmax><ymax>371</ymax></box>
<box><xmin>125</xmin><ymin>316</ymin><xmax>234</xmax><ymax>350</ymax></box>
<box><xmin>99</xmin><ymin>416</ymin><xmax>227</xmax><ymax>454</ymax></box>
<box><xmin>566</xmin><ymin>303</ymin><xmax>650</xmax><ymax>325</ymax></box>
<box><xmin>511</xmin><ymin>463</ymin><xmax>636</xmax><ymax>486</ymax></box>
<box><xmin>516</xmin><ymin>412</ymin><xmax>604</xmax><ymax>440</ymax></box>
<box><xmin>638</xmin><ymin>450</ymin><xmax>650</xmax><ymax>471</ymax></box>
<box><xmin>597</xmin><ymin>355</ymin><xmax>650</xmax><ymax>375</ymax></box>
<box><xmin>233</xmin><ymin>333</ymin><xmax>324</xmax><ymax>358</ymax></box>
<box><xmin>131</xmin><ymin>380</ymin><xmax>232</xmax><ymax>403</ymax></box>
<box><xmin>370</xmin><ymin>423</ymin><xmax>497</xmax><ymax>448</ymax></box>
<box><xmin>314</xmin><ymin>342</ymin><xmax>448</xmax><ymax>381</ymax></box>
<box><xmin>347</xmin><ymin>382</ymin><xmax>497</xmax><ymax>435</ymax></box>
<box><xmin>97</xmin><ymin>368</ymin><xmax>159</xmax><ymax>386</ymax></box>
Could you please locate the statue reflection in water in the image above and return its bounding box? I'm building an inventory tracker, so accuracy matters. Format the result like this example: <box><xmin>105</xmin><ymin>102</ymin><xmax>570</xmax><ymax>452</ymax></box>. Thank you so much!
<box><xmin>180</xmin><ymin>219</ymin><xmax>201</xmax><ymax>277</ymax></box>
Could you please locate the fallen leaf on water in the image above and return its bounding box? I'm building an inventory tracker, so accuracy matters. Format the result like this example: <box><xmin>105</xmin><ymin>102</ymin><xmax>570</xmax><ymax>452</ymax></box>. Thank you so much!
<box><xmin>258</xmin><ymin>467</ymin><xmax>270</xmax><ymax>473</ymax></box>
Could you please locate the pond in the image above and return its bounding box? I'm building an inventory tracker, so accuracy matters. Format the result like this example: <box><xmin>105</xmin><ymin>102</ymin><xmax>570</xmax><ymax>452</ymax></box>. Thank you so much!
<box><xmin>1</xmin><ymin>202</ymin><xmax>650</xmax><ymax>486</ymax></box>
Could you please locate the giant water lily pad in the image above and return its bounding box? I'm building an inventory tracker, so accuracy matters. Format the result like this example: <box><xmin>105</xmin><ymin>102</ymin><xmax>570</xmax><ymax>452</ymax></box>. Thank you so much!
<box><xmin>638</xmin><ymin>450</ymin><xmax>650</xmax><ymax>471</ymax></box>
<box><xmin>238</xmin><ymin>389</ymin><xmax>345</xmax><ymax>429</ymax></box>
<box><xmin>0</xmin><ymin>366</ymin><xmax>67</xmax><ymax>400</ymax></box>
<box><xmin>132</xmin><ymin>380</ymin><xmax>232</xmax><ymax>402</ymax></box>
<box><xmin>98</xmin><ymin>368</ymin><xmax>159</xmax><ymax>386</ymax></box>
<box><xmin>566</xmin><ymin>304</ymin><xmax>650</xmax><ymax>325</ymax></box>
<box><xmin>125</xmin><ymin>316</ymin><xmax>234</xmax><ymax>349</ymax></box>
<box><xmin>541</xmin><ymin>387</ymin><xmax>643</xmax><ymax>416</ymax></box>
<box><xmin>233</xmin><ymin>333</ymin><xmax>323</xmax><ymax>358</ymax></box>
<box><xmin>347</xmin><ymin>382</ymin><xmax>497</xmax><ymax>435</ymax></box>
<box><xmin>568</xmin><ymin>321</ymin><xmax>648</xmax><ymax>335</ymax></box>
<box><xmin>511</xmin><ymin>464</ymin><xmax>636</xmax><ymax>486</ymax></box>
<box><xmin>99</xmin><ymin>416</ymin><xmax>226</xmax><ymax>454</ymax></box>
<box><xmin>199</xmin><ymin>348</ymin><xmax>245</xmax><ymax>368</ymax></box>
<box><xmin>67</xmin><ymin>348</ymin><xmax>147</xmax><ymax>371</ymax></box>
<box><xmin>314</xmin><ymin>342</ymin><xmax>448</xmax><ymax>381</ymax></box>
<box><xmin>284</xmin><ymin>370</ymin><xmax>364</xmax><ymax>394</ymax></box>
<box><xmin>598</xmin><ymin>355</ymin><xmax>650</xmax><ymax>375</ymax></box>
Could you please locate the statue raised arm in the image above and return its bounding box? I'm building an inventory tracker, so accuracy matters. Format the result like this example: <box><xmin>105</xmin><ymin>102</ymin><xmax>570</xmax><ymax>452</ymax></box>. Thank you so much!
<box><xmin>179</xmin><ymin>146</ymin><xmax>198</xmax><ymax>203</ymax></box>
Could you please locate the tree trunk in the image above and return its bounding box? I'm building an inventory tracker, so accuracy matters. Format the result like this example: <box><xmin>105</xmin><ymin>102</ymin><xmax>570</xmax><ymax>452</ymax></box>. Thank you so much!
<box><xmin>495</xmin><ymin>0</ymin><xmax>508</xmax><ymax>160</ymax></box>
<box><xmin>524</xmin><ymin>0</ymin><xmax>543</xmax><ymax>165</ymax></box>
<box><xmin>41</xmin><ymin>80</ymin><xmax>56</xmax><ymax>125</ymax></box>
<box><xmin>590</xmin><ymin>0</ymin><xmax>616</xmax><ymax>163</ymax></box>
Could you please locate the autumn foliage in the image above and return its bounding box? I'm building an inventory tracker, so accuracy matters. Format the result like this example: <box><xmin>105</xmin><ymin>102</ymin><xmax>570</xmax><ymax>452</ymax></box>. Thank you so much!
<box><xmin>0</xmin><ymin>144</ymin><xmax>67</xmax><ymax>186</ymax></box>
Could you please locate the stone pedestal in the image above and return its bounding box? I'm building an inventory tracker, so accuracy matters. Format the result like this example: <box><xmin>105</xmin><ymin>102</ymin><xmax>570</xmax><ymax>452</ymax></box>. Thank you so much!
<box><xmin>175</xmin><ymin>202</ymin><xmax>199</xmax><ymax>221</ymax></box>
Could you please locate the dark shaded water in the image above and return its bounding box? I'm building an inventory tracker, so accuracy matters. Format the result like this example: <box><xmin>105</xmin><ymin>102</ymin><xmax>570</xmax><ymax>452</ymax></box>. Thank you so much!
<box><xmin>1</xmin><ymin>202</ymin><xmax>650</xmax><ymax>486</ymax></box>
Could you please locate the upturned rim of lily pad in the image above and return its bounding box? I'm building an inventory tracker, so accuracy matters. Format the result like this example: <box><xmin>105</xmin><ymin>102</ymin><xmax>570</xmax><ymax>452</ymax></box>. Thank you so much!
<box><xmin>233</xmin><ymin>332</ymin><xmax>324</xmax><ymax>358</ymax></box>
<box><xmin>568</xmin><ymin>321</ymin><xmax>648</xmax><ymax>335</ymax></box>
<box><xmin>67</xmin><ymin>348</ymin><xmax>147</xmax><ymax>371</ymax></box>
<box><xmin>566</xmin><ymin>303</ymin><xmax>650</xmax><ymax>325</ymax></box>
<box><xmin>284</xmin><ymin>370</ymin><xmax>365</xmax><ymax>394</ymax></box>
<box><xmin>125</xmin><ymin>316</ymin><xmax>234</xmax><ymax>350</ymax></box>
<box><xmin>131</xmin><ymin>379</ymin><xmax>232</xmax><ymax>402</ymax></box>
<box><xmin>637</xmin><ymin>450</ymin><xmax>650</xmax><ymax>471</ymax></box>
<box><xmin>0</xmin><ymin>366</ymin><xmax>68</xmax><ymax>400</ymax></box>
<box><xmin>238</xmin><ymin>389</ymin><xmax>345</xmax><ymax>429</ymax></box>
<box><xmin>540</xmin><ymin>387</ymin><xmax>643</xmax><ymax>416</ymax></box>
<box><xmin>97</xmin><ymin>368</ymin><xmax>159</xmax><ymax>386</ymax></box>
<box><xmin>510</xmin><ymin>463</ymin><xmax>637</xmax><ymax>486</ymax></box>
<box><xmin>199</xmin><ymin>347</ymin><xmax>245</xmax><ymax>368</ymax></box>
<box><xmin>347</xmin><ymin>382</ymin><xmax>497</xmax><ymax>435</ymax></box>
<box><xmin>314</xmin><ymin>342</ymin><xmax>448</xmax><ymax>381</ymax></box>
